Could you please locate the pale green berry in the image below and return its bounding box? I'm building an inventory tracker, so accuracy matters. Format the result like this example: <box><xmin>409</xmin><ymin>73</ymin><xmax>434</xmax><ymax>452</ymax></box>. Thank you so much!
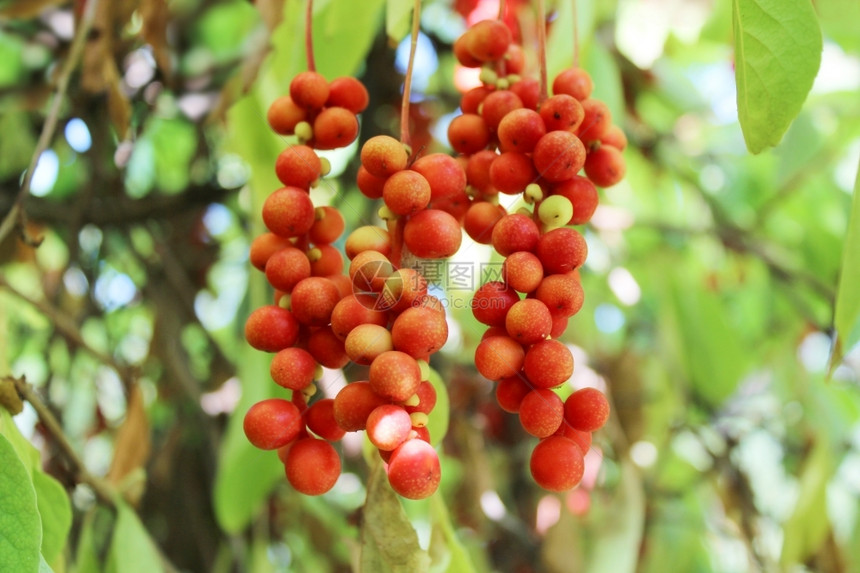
<box><xmin>538</xmin><ymin>195</ymin><xmax>574</xmax><ymax>228</ymax></box>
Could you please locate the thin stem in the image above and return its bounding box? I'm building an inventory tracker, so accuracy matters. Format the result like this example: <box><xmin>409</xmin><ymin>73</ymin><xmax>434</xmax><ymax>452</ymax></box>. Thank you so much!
<box><xmin>572</xmin><ymin>0</ymin><xmax>580</xmax><ymax>67</ymax></box>
<box><xmin>305</xmin><ymin>0</ymin><xmax>316</xmax><ymax>71</ymax></box>
<box><xmin>536</xmin><ymin>0</ymin><xmax>549</xmax><ymax>104</ymax></box>
<box><xmin>399</xmin><ymin>0</ymin><xmax>422</xmax><ymax>149</ymax></box>
<box><xmin>497</xmin><ymin>0</ymin><xmax>506</xmax><ymax>20</ymax></box>
<box><xmin>0</xmin><ymin>0</ymin><xmax>100</xmax><ymax>248</ymax></box>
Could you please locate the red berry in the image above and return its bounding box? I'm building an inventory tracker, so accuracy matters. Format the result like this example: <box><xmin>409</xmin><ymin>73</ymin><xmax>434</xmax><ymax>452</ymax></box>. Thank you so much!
<box><xmin>285</xmin><ymin>437</ymin><xmax>341</xmax><ymax>495</ymax></box>
<box><xmin>563</xmin><ymin>387</ymin><xmax>610</xmax><ymax>432</ymax></box>
<box><xmin>530</xmin><ymin>436</ymin><xmax>585</xmax><ymax>491</ymax></box>
<box><xmin>243</xmin><ymin>398</ymin><xmax>302</xmax><ymax>450</ymax></box>
<box><xmin>386</xmin><ymin>439</ymin><xmax>441</xmax><ymax>499</ymax></box>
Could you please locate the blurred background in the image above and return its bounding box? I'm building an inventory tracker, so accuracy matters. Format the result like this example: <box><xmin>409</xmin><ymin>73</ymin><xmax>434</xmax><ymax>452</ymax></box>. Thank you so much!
<box><xmin>1</xmin><ymin>0</ymin><xmax>859</xmax><ymax>572</ymax></box>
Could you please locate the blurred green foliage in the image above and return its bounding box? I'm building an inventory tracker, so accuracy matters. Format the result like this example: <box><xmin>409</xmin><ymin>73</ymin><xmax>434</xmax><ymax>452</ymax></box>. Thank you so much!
<box><xmin>0</xmin><ymin>0</ymin><xmax>859</xmax><ymax>572</ymax></box>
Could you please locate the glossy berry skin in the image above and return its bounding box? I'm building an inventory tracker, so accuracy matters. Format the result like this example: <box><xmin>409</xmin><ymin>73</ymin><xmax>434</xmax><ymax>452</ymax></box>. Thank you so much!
<box><xmin>564</xmin><ymin>387</ymin><xmax>610</xmax><ymax>432</ymax></box>
<box><xmin>472</xmin><ymin>281</ymin><xmax>519</xmax><ymax>327</ymax></box>
<box><xmin>366</xmin><ymin>404</ymin><xmax>413</xmax><ymax>451</ymax></box>
<box><xmin>243</xmin><ymin>398</ymin><xmax>302</xmax><ymax>450</ymax></box>
<box><xmin>264</xmin><ymin>247</ymin><xmax>311</xmax><ymax>292</ymax></box>
<box><xmin>523</xmin><ymin>339</ymin><xmax>574</xmax><ymax>389</ymax></box>
<box><xmin>333</xmin><ymin>381</ymin><xmax>388</xmax><ymax>432</ymax></box>
<box><xmin>244</xmin><ymin>305</ymin><xmax>300</xmax><ymax>352</ymax></box>
<box><xmin>290</xmin><ymin>71</ymin><xmax>330</xmax><ymax>109</ymax></box>
<box><xmin>386</xmin><ymin>438</ymin><xmax>441</xmax><ymax>500</ymax></box>
<box><xmin>495</xmin><ymin>375</ymin><xmax>531</xmax><ymax>413</ymax></box>
<box><xmin>448</xmin><ymin>113</ymin><xmax>491</xmax><ymax>155</ymax></box>
<box><xmin>308</xmin><ymin>244</ymin><xmax>344</xmax><ymax>277</ymax></box>
<box><xmin>290</xmin><ymin>277</ymin><xmax>341</xmax><ymax>326</ymax></box>
<box><xmin>491</xmin><ymin>213</ymin><xmax>540</xmax><ymax>256</ymax></box>
<box><xmin>489</xmin><ymin>152</ymin><xmax>538</xmax><ymax>195</ymax></box>
<box><xmin>532</xmin><ymin>131</ymin><xmax>586</xmax><ymax>182</ymax></box>
<box><xmin>505</xmin><ymin>298</ymin><xmax>553</xmax><ymax>345</ymax></box>
<box><xmin>361</xmin><ymin>135</ymin><xmax>409</xmax><ymax>178</ymax></box>
<box><xmin>275</xmin><ymin>145</ymin><xmax>321</xmax><ymax>189</ymax></box>
<box><xmin>285</xmin><ymin>437</ymin><xmax>341</xmax><ymax>495</ymax></box>
<box><xmin>584</xmin><ymin>144</ymin><xmax>626</xmax><ymax>188</ymax></box>
<box><xmin>313</xmin><ymin>107</ymin><xmax>360</xmax><ymax>150</ymax></box>
<box><xmin>502</xmin><ymin>251</ymin><xmax>544</xmax><ymax>293</ymax></box>
<box><xmin>345</xmin><ymin>323</ymin><xmax>393</xmax><ymax>365</ymax></box>
<box><xmin>536</xmin><ymin>228</ymin><xmax>588</xmax><ymax>274</ymax></box>
<box><xmin>465</xmin><ymin>19</ymin><xmax>512</xmax><ymax>62</ymax></box>
<box><xmin>539</xmin><ymin>94</ymin><xmax>584</xmax><ymax>132</ymax></box>
<box><xmin>464</xmin><ymin>201</ymin><xmax>506</xmax><ymax>244</ymax></box>
<box><xmin>262</xmin><ymin>187</ymin><xmax>316</xmax><ymax>238</ymax></box>
<box><xmin>577</xmin><ymin>99</ymin><xmax>612</xmax><ymax>143</ymax></box>
<box><xmin>549</xmin><ymin>176</ymin><xmax>599</xmax><ymax>225</ymax></box>
<box><xmin>535</xmin><ymin>273</ymin><xmax>585</xmax><ymax>318</ymax></box>
<box><xmin>270</xmin><ymin>347</ymin><xmax>317</xmax><ymax>390</ymax></box>
<box><xmin>403</xmin><ymin>209</ymin><xmax>462</xmax><ymax>259</ymax></box>
<box><xmin>305</xmin><ymin>398</ymin><xmax>346</xmax><ymax>442</ymax></box>
<box><xmin>497</xmin><ymin>108</ymin><xmax>546</xmax><ymax>153</ymax></box>
<box><xmin>519</xmin><ymin>389</ymin><xmax>564</xmax><ymax>438</ymax></box>
<box><xmin>307</xmin><ymin>326</ymin><xmax>350</xmax><ymax>369</ymax></box>
<box><xmin>410</xmin><ymin>153</ymin><xmax>468</xmax><ymax>200</ymax></box>
<box><xmin>267</xmin><ymin>95</ymin><xmax>307</xmax><ymax>135</ymax></box>
<box><xmin>250</xmin><ymin>233</ymin><xmax>293</xmax><ymax>271</ymax></box>
<box><xmin>552</xmin><ymin>68</ymin><xmax>593</xmax><ymax>101</ymax></box>
<box><xmin>383</xmin><ymin>170</ymin><xmax>432</xmax><ymax>215</ymax></box>
<box><xmin>391</xmin><ymin>306</ymin><xmax>448</xmax><ymax>360</ymax></box>
<box><xmin>369</xmin><ymin>351</ymin><xmax>422</xmax><ymax>402</ymax></box>
<box><xmin>326</xmin><ymin>76</ymin><xmax>369</xmax><ymax>113</ymax></box>
<box><xmin>530</xmin><ymin>435</ymin><xmax>585</xmax><ymax>491</ymax></box>
<box><xmin>474</xmin><ymin>335</ymin><xmax>525</xmax><ymax>380</ymax></box>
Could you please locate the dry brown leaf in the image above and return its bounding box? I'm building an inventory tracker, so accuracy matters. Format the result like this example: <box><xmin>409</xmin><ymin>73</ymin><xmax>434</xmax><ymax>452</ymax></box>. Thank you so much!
<box><xmin>139</xmin><ymin>0</ymin><xmax>171</xmax><ymax>77</ymax></box>
<box><xmin>106</xmin><ymin>385</ymin><xmax>151</xmax><ymax>496</ymax></box>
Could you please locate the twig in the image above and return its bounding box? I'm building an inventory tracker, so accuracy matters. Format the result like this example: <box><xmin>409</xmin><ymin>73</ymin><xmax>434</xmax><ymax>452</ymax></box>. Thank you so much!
<box><xmin>9</xmin><ymin>374</ymin><xmax>117</xmax><ymax>506</ymax></box>
<box><xmin>536</xmin><ymin>0</ymin><xmax>548</xmax><ymax>105</ymax></box>
<box><xmin>0</xmin><ymin>275</ymin><xmax>136</xmax><ymax>393</ymax></box>
<box><xmin>0</xmin><ymin>0</ymin><xmax>101</xmax><ymax>248</ymax></box>
<box><xmin>305</xmin><ymin>0</ymin><xmax>316</xmax><ymax>71</ymax></box>
<box><xmin>399</xmin><ymin>0</ymin><xmax>422</xmax><ymax>149</ymax></box>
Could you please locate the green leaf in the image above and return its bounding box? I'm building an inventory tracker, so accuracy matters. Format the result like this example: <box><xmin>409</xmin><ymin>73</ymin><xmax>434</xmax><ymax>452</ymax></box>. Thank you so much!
<box><xmin>816</xmin><ymin>0</ymin><xmax>860</xmax><ymax>52</ymax></box>
<box><xmin>105</xmin><ymin>501</ymin><xmax>165</xmax><ymax>573</ymax></box>
<box><xmin>831</xmin><ymin>156</ymin><xmax>860</xmax><ymax>372</ymax></box>
<box><xmin>213</xmin><ymin>344</ymin><xmax>284</xmax><ymax>534</ymax></box>
<box><xmin>780</xmin><ymin>438</ymin><xmax>837</xmax><ymax>566</ymax></box>
<box><xmin>33</xmin><ymin>470</ymin><xmax>72</xmax><ymax>565</ymax></box>
<box><xmin>428</xmin><ymin>495</ymin><xmax>475</xmax><ymax>573</ymax></box>
<box><xmin>360</xmin><ymin>460</ymin><xmax>430</xmax><ymax>573</ymax></box>
<box><xmin>74</xmin><ymin>511</ymin><xmax>105</xmax><ymax>573</ymax></box>
<box><xmin>732</xmin><ymin>0</ymin><xmax>822</xmax><ymax>153</ymax></box>
<box><xmin>38</xmin><ymin>554</ymin><xmax>54</xmax><ymax>573</ymax></box>
<box><xmin>0</xmin><ymin>432</ymin><xmax>42</xmax><ymax>573</ymax></box>
<box><xmin>386</xmin><ymin>0</ymin><xmax>413</xmax><ymax>43</ymax></box>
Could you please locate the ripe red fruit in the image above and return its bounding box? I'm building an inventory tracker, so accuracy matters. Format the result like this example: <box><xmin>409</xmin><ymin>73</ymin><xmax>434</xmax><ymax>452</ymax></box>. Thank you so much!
<box><xmin>386</xmin><ymin>438</ymin><xmax>441</xmax><ymax>499</ymax></box>
<box><xmin>502</xmin><ymin>251</ymin><xmax>544</xmax><ymax>293</ymax></box>
<box><xmin>290</xmin><ymin>277</ymin><xmax>341</xmax><ymax>326</ymax></box>
<box><xmin>549</xmin><ymin>176</ymin><xmax>598</xmax><ymax>225</ymax></box>
<box><xmin>306</xmin><ymin>325</ymin><xmax>350</xmax><ymax>369</ymax></box>
<box><xmin>250</xmin><ymin>233</ymin><xmax>294</xmax><ymax>271</ymax></box>
<box><xmin>367</xmin><ymin>404</ymin><xmax>413</xmax><ymax>451</ymax></box>
<box><xmin>464</xmin><ymin>201</ymin><xmax>505</xmax><ymax>244</ymax></box>
<box><xmin>555</xmin><ymin>423</ymin><xmax>592</xmax><ymax>454</ymax></box>
<box><xmin>577</xmin><ymin>99</ymin><xmax>612</xmax><ymax>143</ymax></box>
<box><xmin>410</xmin><ymin>153</ymin><xmax>468</xmax><ymax>200</ymax></box>
<box><xmin>243</xmin><ymin>398</ymin><xmax>302</xmax><ymax>450</ymax></box>
<box><xmin>453</xmin><ymin>34</ymin><xmax>484</xmax><ymax>68</ymax></box>
<box><xmin>304</xmin><ymin>398</ymin><xmax>346</xmax><ymax>441</ymax></box>
<box><xmin>270</xmin><ymin>347</ymin><xmax>317</xmax><ymax>390</ymax></box>
<box><xmin>382</xmin><ymin>170</ymin><xmax>432</xmax><ymax>215</ymax></box>
<box><xmin>519</xmin><ymin>389</ymin><xmax>564</xmax><ymax>438</ymax></box>
<box><xmin>539</xmin><ymin>94</ymin><xmax>585</xmax><ymax>132</ymax></box>
<box><xmin>313</xmin><ymin>106</ymin><xmax>360</xmax><ymax>150</ymax></box>
<box><xmin>552</xmin><ymin>68</ymin><xmax>593</xmax><ymax>101</ymax></box>
<box><xmin>465</xmin><ymin>150</ymin><xmax>499</xmax><ymax>195</ymax></box>
<box><xmin>535</xmin><ymin>273</ymin><xmax>585</xmax><ymax>318</ymax></box>
<box><xmin>284</xmin><ymin>437</ymin><xmax>341</xmax><ymax>495</ymax></box>
<box><xmin>267</xmin><ymin>95</ymin><xmax>307</xmax><ymax>135</ymax></box>
<box><xmin>532</xmin><ymin>131</ymin><xmax>586</xmax><ymax>182</ymax></box>
<box><xmin>481</xmin><ymin>90</ymin><xmax>524</xmax><ymax>132</ymax></box>
<box><xmin>495</xmin><ymin>375</ymin><xmax>531</xmax><ymax>413</ymax></box>
<box><xmin>330</xmin><ymin>294</ymin><xmax>389</xmax><ymax>340</ymax></box>
<box><xmin>472</xmin><ymin>281</ymin><xmax>519</xmax><ymax>327</ymax></box>
<box><xmin>536</xmin><ymin>228</ymin><xmax>588</xmax><ymax>274</ymax></box>
<box><xmin>505</xmin><ymin>298</ymin><xmax>552</xmax><ymax>345</ymax></box>
<box><xmin>344</xmin><ymin>226</ymin><xmax>391</xmax><ymax>259</ymax></box>
<box><xmin>491</xmin><ymin>213</ymin><xmax>540</xmax><ymax>256</ymax></box>
<box><xmin>356</xmin><ymin>165</ymin><xmax>388</xmax><ymax>199</ymax></box>
<box><xmin>465</xmin><ymin>20</ymin><xmax>513</xmax><ymax>62</ymax></box>
<box><xmin>601</xmin><ymin>124</ymin><xmax>628</xmax><ymax>150</ymax></box>
<box><xmin>584</xmin><ymin>144</ymin><xmax>626</xmax><ymax>187</ymax></box>
<box><xmin>274</xmin><ymin>145</ymin><xmax>321</xmax><ymax>189</ymax></box>
<box><xmin>404</xmin><ymin>380</ymin><xmax>437</xmax><ymax>415</ymax></box>
<box><xmin>289</xmin><ymin>71</ymin><xmax>330</xmax><ymax>109</ymax></box>
<box><xmin>523</xmin><ymin>339</ymin><xmax>573</xmax><ymax>389</ymax></box>
<box><xmin>333</xmin><ymin>381</ymin><xmax>388</xmax><ymax>432</ymax></box>
<box><xmin>510</xmin><ymin>77</ymin><xmax>540</xmax><ymax>110</ymax></box>
<box><xmin>448</xmin><ymin>113</ymin><xmax>491</xmax><ymax>155</ymax></box>
<box><xmin>497</xmin><ymin>108</ymin><xmax>546</xmax><ymax>153</ymax></box>
<box><xmin>361</xmin><ymin>135</ymin><xmax>409</xmax><ymax>178</ymax></box>
<box><xmin>381</xmin><ymin>268</ymin><xmax>429</xmax><ymax>313</ymax></box>
<box><xmin>244</xmin><ymin>305</ymin><xmax>300</xmax><ymax>352</ymax></box>
<box><xmin>474</xmin><ymin>335</ymin><xmax>525</xmax><ymax>380</ymax></box>
<box><xmin>308</xmin><ymin>207</ymin><xmax>345</xmax><ymax>245</ymax></box>
<box><xmin>344</xmin><ymin>323</ymin><xmax>393</xmax><ymax>365</ymax></box>
<box><xmin>264</xmin><ymin>247</ymin><xmax>311</xmax><ymax>292</ymax></box>
<box><xmin>489</xmin><ymin>151</ymin><xmax>538</xmax><ymax>194</ymax></box>
<box><xmin>391</xmin><ymin>306</ymin><xmax>448</xmax><ymax>359</ymax></box>
<box><xmin>403</xmin><ymin>209</ymin><xmax>462</xmax><ymax>259</ymax></box>
<box><xmin>262</xmin><ymin>187</ymin><xmax>316</xmax><ymax>238</ymax></box>
<box><xmin>564</xmin><ymin>387</ymin><xmax>610</xmax><ymax>432</ymax></box>
<box><xmin>460</xmin><ymin>85</ymin><xmax>492</xmax><ymax>113</ymax></box>
<box><xmin>530</xmin><ymin>436</ymin><xmax>585</xmax><ymax>491</ymax></box>
<box><xmin>369</xmin><ymin>350</ymin><xmax>422</xmax><ymax>402</ymax></box>
<box><xmin>326</xmin><ymin>76</ymin><xmax>369</xmax><ymax>113</ymax></box>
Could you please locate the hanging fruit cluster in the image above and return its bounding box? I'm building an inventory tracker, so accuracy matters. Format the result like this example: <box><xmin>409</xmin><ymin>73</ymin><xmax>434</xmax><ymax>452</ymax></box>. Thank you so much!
<box><xmin>242</xmin><ymin>1</ymin><xmax>624</xmax><ymax>499</ymax></box>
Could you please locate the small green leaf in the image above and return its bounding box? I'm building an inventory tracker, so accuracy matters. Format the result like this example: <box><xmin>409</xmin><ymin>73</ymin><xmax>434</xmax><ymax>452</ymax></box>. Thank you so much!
<box><xmin>74</xmin><ymin>511</ymin><xmax>104</xmax><ymax>573</ymax></box>
<box><xmin>831</xmin><ymin>156</ymin><xmax>860</xmax><ymax>372</ymax></box>
<box><xmin>0</xmin><ymin>432</ymin><xmax>42</xmax><ymax>573</ymax></box>
<box><xmin>105</xmin><ymin>501</ymin><xmax>165</xmax><ymax>573</ymax></box>
<box><xmin>33</xmin><ymin>470</ymin><xmax>72</xmax><ymax>565</ymax></box>
<box><xmin>360</xmin><ymin>460</ymin><xmax>430</xmax><ymax>573</ymax></box>
<box><xmin>732</xmin><ymin>0</ymin><xmax>822</xmax><ymax>153</ymax></box>
<box><xmin>386</xmin><ymin>0</ymin><xmax>413</xmax><ymax>43</ymax></box>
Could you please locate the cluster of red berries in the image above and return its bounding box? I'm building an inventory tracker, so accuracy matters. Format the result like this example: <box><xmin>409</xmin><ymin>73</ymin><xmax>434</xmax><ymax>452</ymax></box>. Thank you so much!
<box><xmin>244</xmin><ymin>71</ymin><xmax>457</xmax><ymax>499</ymax></box>
<box><xmin>242</xmin><ymin>14</ymin><xmax>624</xmax><ymax>498</ymax></box>
<box><xmin>447</xmin><ymin>19</ymin><xmax>621</xmax><ymax>492</ymax></box>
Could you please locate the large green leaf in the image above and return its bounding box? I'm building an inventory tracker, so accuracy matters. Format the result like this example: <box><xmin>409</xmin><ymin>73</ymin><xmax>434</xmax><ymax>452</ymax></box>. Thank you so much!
<box><xmin>732</xmin><ymin>0</ymin><xmax>822</xmax><ymax>153</ymax></box>
<box><xmin>428</xmin><ymin>494</ymin><xmax>475</xmax><ymax>573</ymax></box>
<box><xmin>425</xmin><ymin>367</ymin><xmax>449</xmax><ymax>446</ymax></box>
<box><xmin>360</xmin><ymin>460</ymin><xmax>430</xmax><ymax>573</ymax></box>
<box><xmin>0</xmin><ymin>432</ymin><xmax>42</xmax><ymax>573</ymax></box>
<box><xmin>105</xmin><ymin>501</ymin><xmax>165</xmax><ymax>573</ymax></box>
<box><xmin>831</xmin><ymin>156</ymin><xmax>860</xmax><ymax>372</ymax></box>
<box><xmin>33</xmin><ymin>470</ymin><xmax>72</xmax><ymax>565</ymax></box>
